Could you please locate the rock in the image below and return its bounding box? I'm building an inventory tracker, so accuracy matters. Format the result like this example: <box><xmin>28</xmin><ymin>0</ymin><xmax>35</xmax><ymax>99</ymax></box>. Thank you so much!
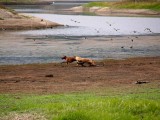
<box><xmin>45</xmin><ymin>74</ymin><xmax>53</xmax><ymax>77</ymax></box>
<box><xmin>135</xmin><ymin>81</ymin><xmax>150</xmax><ymax>84</ymax></box>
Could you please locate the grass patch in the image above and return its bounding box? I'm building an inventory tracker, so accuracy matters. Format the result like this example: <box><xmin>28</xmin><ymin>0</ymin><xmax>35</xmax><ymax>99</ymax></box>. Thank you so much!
<box><xmin>0</xmin><ymin>87</ymin><xmax>160</xmax><ymax>120</ymax></box>
<box><xmin>114</xmin><ymin>2</ymin><xmax>160</xmax><ymax>11</ymax></box>
<box><xmin>84</xmin><ymin>1</ymin><xmax>160</xmax><ymax>11</ymax></box>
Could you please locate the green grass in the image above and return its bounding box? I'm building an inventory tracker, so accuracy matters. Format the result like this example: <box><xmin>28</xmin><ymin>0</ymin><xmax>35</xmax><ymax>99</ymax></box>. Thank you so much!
<box><xmin>84</xmin><ymin>1</ymin><xmax>160</xmax><ymax>11</ymax></box>
<box><xmin>0</xmin><ymin>87</ymin><xmax>160</xmax><ymax>120</ymax></box>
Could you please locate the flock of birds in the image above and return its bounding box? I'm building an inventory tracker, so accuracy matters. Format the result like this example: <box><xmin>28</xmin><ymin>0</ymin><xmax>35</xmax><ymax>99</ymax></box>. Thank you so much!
<box><xmin>0</xmin><ymin>17</ymin><xmax>157</xmax><ymax>65</ymax></box>
<box><xmin>24</xmin><ymin>18</ymin><xmax>156</xmax><ymax>52</ymax></box>
<box><xmin>1</xmin><ymin>18</ymin><xmax>154</xmax><ymax>51</ymax></box>
<box><xmin>61</xmin><ymin>19</ymin><xmax>154</xmax><ymax>50</ymax></box>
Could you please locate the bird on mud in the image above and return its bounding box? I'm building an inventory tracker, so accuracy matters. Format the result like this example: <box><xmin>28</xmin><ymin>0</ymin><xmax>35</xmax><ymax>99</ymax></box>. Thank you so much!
<box><xmin>130</xmin><ymin>46</ymin><xmax>133</xmax><ymax>49</ymax></box>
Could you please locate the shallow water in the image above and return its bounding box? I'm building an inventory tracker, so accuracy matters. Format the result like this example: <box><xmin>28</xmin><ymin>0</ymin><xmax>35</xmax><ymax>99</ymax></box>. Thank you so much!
<box><xmin>0</xmin><ymin>4</ymin><xmax>160</xmax><ymax>65</ymax></box>
<box><xmin>18</xmin><ymin>13</ymin><xmax>160</xmax><ymax>36</ymax></box>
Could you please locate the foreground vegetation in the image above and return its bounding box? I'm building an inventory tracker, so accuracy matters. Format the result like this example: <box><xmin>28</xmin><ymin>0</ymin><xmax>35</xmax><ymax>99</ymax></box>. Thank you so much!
<box><xmin>84</xmin><ymin>1</ymin><xmax>160</xmax><ymax>11</ymax></box>
<box><xmin>0</xmin><ymin>86</ymin><xmax>160</xmax><ymax>120</ymax></box>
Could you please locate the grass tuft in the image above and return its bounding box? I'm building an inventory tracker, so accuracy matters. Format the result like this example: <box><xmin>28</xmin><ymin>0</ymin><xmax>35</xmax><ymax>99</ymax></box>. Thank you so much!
<box><xmin>59</xmin><ymin>111</ymin><xmax>92</xmax><ymax>120</ymax></box>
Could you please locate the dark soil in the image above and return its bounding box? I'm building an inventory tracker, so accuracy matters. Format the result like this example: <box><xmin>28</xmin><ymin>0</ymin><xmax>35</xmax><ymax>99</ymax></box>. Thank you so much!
<box><xmin>0</xmin><ymin>57</ymin><xmax>160</xmax><ymax>94</ymax></box>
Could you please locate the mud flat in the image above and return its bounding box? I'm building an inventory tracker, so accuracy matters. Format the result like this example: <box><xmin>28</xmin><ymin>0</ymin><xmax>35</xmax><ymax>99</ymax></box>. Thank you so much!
<box><xmin>0</xmin><ymin>57</ymin><xmax>159</xmax><ymax>94</ymax></box>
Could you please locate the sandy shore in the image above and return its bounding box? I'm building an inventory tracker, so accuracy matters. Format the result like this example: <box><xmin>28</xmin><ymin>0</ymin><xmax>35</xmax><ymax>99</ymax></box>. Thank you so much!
<box><xmin>0</xmin><ymin>57</ymin><xmax>159</xmax><ymax>94</ymax></box>
<box><xmin>0</xmin><ymin>16</ymin><xmax>63</xmax><ymax>30</ymax></box>
<box><xmin>0</xmin><ymin>7</ymin><xmax>62</xmax><ymax>30</ymax></box>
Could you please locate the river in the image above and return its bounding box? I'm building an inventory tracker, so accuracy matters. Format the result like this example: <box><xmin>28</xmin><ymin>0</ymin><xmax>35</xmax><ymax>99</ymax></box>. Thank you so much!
<box><xmin>0</xmin><ymin>3</ymin><xmax>160</xmax><ymax>65</ymax></box>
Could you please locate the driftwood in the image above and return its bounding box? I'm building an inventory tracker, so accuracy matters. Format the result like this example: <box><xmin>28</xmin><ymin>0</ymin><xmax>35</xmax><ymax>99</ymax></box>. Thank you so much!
<box><xmin>135</xmin><ymin>81</ymin><xmax>150</xmax><ymax>84</ymax></box>
<box><xmin>45</xmin><ymin>74</ymin><xmax>54</xmax><ymax>77</ymax></box>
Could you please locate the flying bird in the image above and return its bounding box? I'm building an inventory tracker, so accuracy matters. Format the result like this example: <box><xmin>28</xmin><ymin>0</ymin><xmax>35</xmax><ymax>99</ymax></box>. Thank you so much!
<box><xmin>106</xmin><ymin>21</ymin><xmax>112</xmax><ymax>26</ymax></box>
<box><xmin>113</xmin><ymin>28</ymin><xmax>120</xmax><ymax>31</ymax></box>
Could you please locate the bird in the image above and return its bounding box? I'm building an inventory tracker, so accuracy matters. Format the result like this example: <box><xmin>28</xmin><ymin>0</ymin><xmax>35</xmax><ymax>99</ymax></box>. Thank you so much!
<box><xmin>65</xmin><ymin>25</ymin><xmax>70</xmax><ymax>27</ymax></box>
<box><xmin>62</xmin><ymin>34</ymin><xmax>68</xmax><ymax>39</ymax></box>
<box><xmin>113</xmin><ymin>28</ymin><xmax>120</xmax><ymax>31</ymax></box>
<box><xmin>41</xmin><ymin>19</ymin><xmax>43</xmax><ymax>22</ymax></box>
<box><xmin>144</xmin><ymin>28</ymin><xmax>151</xmax><ymax>31</ymax></box>
<box><xmin>131</xmin><ymin>39</ymin><xmax>134</xmax><ymax>42</ymax></box>
<box><xmin>70</xmin><ymin>19</ymin><xmax>80</xmax><ymax>23</ymax></box>
<box><xmin>130</xmin><ymin>46</ymin><xmax>133</xmax><ymax>49</ymax></box>
<box><xmin>84</xmin><ymin>37</ymin><xmax>87</xmax><ymax>39</ymax></box>
<box><xmin>144</xmin><ymin>28</ymin><xmax>153</xmax><ymax>33</ymax></box>
<box><xmin>135</xmin><ymin>36</ymin><xmax>138</xmax><ymax>38</ymax></box>
<box><xmin>133</xmin><ymin>30</ymin><xmax>137</xmax><ymax>33</ymax></box>
<box><xmin>106</xmin><ymin>21</ymin><xmax>112</xmax><ymax>26</ymax></box>
<box><xmin>95</xmin><ymin>29</ymin><xmax>100</xmax><ymax>33</ymax></box>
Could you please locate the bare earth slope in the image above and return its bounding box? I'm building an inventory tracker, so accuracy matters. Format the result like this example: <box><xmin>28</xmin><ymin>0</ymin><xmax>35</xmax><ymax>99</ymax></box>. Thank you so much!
<box><xmin>0</xmin><ymin>7</ymin><xmax>62</xmax><ymax>30</ymax></box>
<box><xmin>70</xmin><ymin>6</ymin><xmax>160</xmax><ymax>17</ymax></box>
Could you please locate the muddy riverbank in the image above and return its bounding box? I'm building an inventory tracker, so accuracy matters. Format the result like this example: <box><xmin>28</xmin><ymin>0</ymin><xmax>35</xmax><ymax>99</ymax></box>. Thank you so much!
<box><xmin>0</xmin><ymin>56</ymin><xmax>159</xmax><ymax>94</ymax></box>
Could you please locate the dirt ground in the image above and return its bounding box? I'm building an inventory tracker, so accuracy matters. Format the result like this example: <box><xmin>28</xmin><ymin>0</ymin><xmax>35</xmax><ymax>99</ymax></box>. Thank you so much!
<box><xmin>0</xmin><ymin>57</ymin><xmax>159</xmax><ymax>94</ymax></box>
